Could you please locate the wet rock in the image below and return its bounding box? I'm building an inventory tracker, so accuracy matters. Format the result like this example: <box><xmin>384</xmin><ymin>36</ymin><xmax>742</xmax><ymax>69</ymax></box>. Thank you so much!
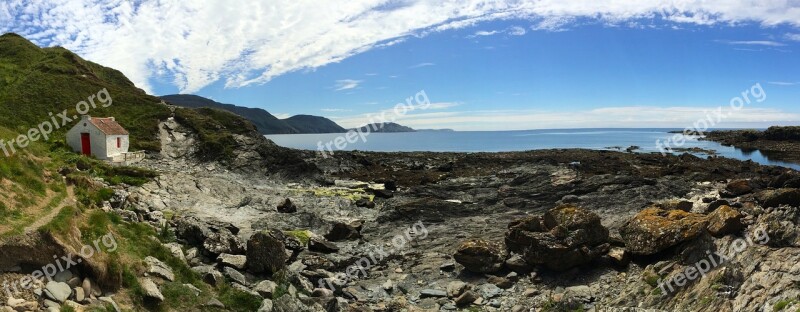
<box><xmin>217</xmin><ymin>254</ymin><xmax>248</xmax><ymax>270</ymax></box>
<box><xmin>707</xmin><ymin>205</ymin><xmax>745</xmax><ymax>237</ymax></box>
<box><xmin>308</xmin><ymin>237</ymin><xmax>339</xmax><ymax>253</ymax></box>
<box><xmin>505</xmin><ymin>205</ymin><xmax>609</xmax><ymax>271</ymax></box>
<box><xmin>453</xmin><ymin>239</ymin><xmax>506</xmax><ymax>273</ymax></box>
<box><xmin>756</xmin><ymin>188</ymin><xmax>800</xmax><ymax>208</ymax></box>
<box><xmin>620</xmin><ymin>206</ymin><xmax>708</xmax><ymax>255</ymax></box>
<box><xmin>277</xmin><ymin>198</ymin><xmax>297</xmax><ymax>213</ymax></box>
<box><xmin>247</xmin><ymin>230</ymin><xmax>289</xmax><ymax>274</ymax></box>
<box><xmin>140</xmin><ymin>278</ymin><xmax>164</xmax><ymax>302</ymax></box>
<box><xmin>725</xmin><ymin>179</ymin><xmax>754</xmax><ymax>196</ymax></box>
<box><xmin>145</xmin><ymin>256</ymin><xmax>175</xmax><ymax>281</ymax></box>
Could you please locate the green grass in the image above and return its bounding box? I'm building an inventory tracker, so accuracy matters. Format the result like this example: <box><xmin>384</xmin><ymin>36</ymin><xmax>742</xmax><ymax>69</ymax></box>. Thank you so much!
<box><xmin>217</xmin><ymin>284</ymin><xmax>263</xmax><ymax>312</ymax></box>
<box><xmin>173</xmin><ymin>107</ymin><xmax>258</xmax><ymax>162</ymax></box>
<box><xmin>774</xmin><ymin>299</ymin><xmax>798</xmax><ymax>312</ymax></box>
<box><xmin>284</xmin><ymin>230</ymin><xmax>312</xmax><ymax>245</ymax></box>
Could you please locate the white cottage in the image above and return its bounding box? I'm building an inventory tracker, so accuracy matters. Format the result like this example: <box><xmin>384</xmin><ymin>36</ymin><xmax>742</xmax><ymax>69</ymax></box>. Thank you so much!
<box><xmin>66</xmin><ymin>115</ymin><xmax>143</xmax><ymax>164</ymax></box>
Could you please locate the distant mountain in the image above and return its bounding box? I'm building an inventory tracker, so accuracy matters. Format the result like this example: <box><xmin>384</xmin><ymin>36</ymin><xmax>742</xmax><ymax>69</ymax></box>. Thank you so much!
<box><xmin>284</xmin><ymin>115</ymin><xmax>346</xmax><ymax>133</ymax></box>
<box><xmin>355</xmin><ymin>122</ymin><xmax>416</xmax><ymax>133</ymax></box>
<box><xmin>160</xmin><ymin>94</ymin><xmax>346</xmax><ymax>134</ymax></box>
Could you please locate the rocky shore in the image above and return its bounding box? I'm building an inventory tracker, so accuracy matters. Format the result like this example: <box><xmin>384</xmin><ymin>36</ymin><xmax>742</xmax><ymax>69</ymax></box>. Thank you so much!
<box><xmin>96</xmin><ymin>118</ymin><xmax>800</xmax><ymax>311</ymax></box>
<box><xmin>704</xmin><ymin>127</ymin><xmax>800</xmax><ymax>163</ymax></box>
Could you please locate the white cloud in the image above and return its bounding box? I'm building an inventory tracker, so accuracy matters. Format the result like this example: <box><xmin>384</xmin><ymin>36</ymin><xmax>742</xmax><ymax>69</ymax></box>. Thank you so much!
<box><xmin>321</xmin><ymin>108</ymin><xmax>352</xmax><ymax>112</ymax></box>
<box><xmin>768</xmin><ymin>81</ymin><xmax>800</xmax><ymax>86</ymax></box>
<box><xmin>334</xmin><ymin>79</ymin><xmax>362</xmax><ymax>91</ymax></box>
<box><xmin>508</xmin><ymin>26</ymin><xmax>527</xmax><ymax>36</ymax></box>
<box><xmin>4</xmin><ymin>0</ymin><xmax>800</xmax><ymax>93</ymax></box>
<box><xmin>409</xmin><ymin>62</ymin><xmax>435</xmax><ymax>69</ymax></box>
<box><xmin>722</xmin><ymin>40</ymin><xmax>786</xmax><ymax>46</ymax></box>
<box><xmin>786</xmin><ymin>33</ymin><xmax>800</xmax><ymax>41</ymax></box>
<box><xmin>468</xmin><ymin>25</ymin><xmax>526</xmax><ymax>38</ymax></box>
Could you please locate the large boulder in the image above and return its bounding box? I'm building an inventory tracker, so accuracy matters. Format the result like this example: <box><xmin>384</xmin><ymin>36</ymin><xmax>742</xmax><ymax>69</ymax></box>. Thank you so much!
<box><xmin>725</xmin><ymin>179</ymin><xmax>754</xmax><ymax>196</ymax></box>
<box><xmin>247</xmin><ymin>230</ymin><xmax>289</xmax><ymax>274</ymax></box>
<box><xmin>505</xmin><ymin>205</ymin><xmax>609</xmax><ymax>271</ymax></box>
<box><xmin>172</xmin><ymin>216</ymin><xmax>243</xmax><ymax>256</ymax></box>
<box><xmin>707</xmin><ymin>205</ymin><xmax>744</xmax><ymax>237</ymax></box>
<box><xmin>619</xmin><ymin>207</ymin><xmax>708</xmax><ymax>255</ymax></box>
<box><xmin>756</xmin><ymin>188</ymin><xmax>800</xmax><ymax>208</ymax></box>
<box><xmin>453</xmin><ymin>239</ymin><xmax>506</xmax><ymax>273</ymax></box>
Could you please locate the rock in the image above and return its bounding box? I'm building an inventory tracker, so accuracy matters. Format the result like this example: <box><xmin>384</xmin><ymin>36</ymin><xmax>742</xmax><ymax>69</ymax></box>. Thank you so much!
<box><xmin>606</xmin><ymin>246</ymin><xmax>630</xmax><ymax>266</ymax></box>
<box><xmin>247</xmin><ymin>230</ymin><xmax>289</xmax><ymax>274</ymax></box>
<box><xmin>98</xmin><ymin>296</ymin><xmax>121</xmax><ymax>312</ymax></box>
<box><xmin>420</xmin><ymin>289</ymin><xmax>447</xmax><ymax>298</ymax></box>
<box><xmin>453</xmin><ymin>239</ymin><xmax>506</xmax><ymax>273</ymax></box>
<box><xmin>308</xmin><ymin>238</ymin><xmax>339</xmax><ymax>253</ymax></box>
<box><xmin>505</xmin><ymin>205</ymin><xmax>609</xmax><ymax>271</ymax></box>
<box><xmin>476</xmin><ymin>283</ymin><xmax>503</xmax><ymax>299</ymax></box>
<box><xmin>192</xmin><ymin>265</ymin><xmax>224</xmax><ymax>286</ymax></box>
<box><xmin>277</xmin><ymin>198</ymin><xmax>297</xmax><ymax>213</ymax></box>
<box><xmin>204</xmin><ymin>298</ymin><xmax>225</xmax><ymax>308</ymax></box>
<box><xmin>370</xmin><ymin>188</ymin><xmax>394</xmax><ymax>199</ymax></box>
<box><xmin>183</xmin><ymin>283</ymin><xmax>202</xmax><ymax>296</ymax></box>
<box><xmin>523</xmin><ymin>288</ymin><xmax>539</xmax><ymax>297</ymax></box>
<box><xmin>140</xmin><ymin>278</ymin><xmax>164</xmax><ymax>302</ymax></box>
<box><xmin>217</xmin><ymin>253</ymin><xmax>248</xmax><ymax>270</ymax></box>
<box><xmin>44</xmin><ymin>281</ymin><xmax>71</xmax><ymax>303</ymax></box>
<box><xmin>258</xmin><ymin>299</ymin><xmax>274</xmax><ymax>312</ymax></box>
<box><xmin>658</xmin><ymin>199</ymin><xmax>694</xmax><ymax>212</ymax></box>
<box><xmin>223</xmin><ymin>267</ymin><xmax>247</xmax><ymax>286</ymax></box>
<box><xmin>272</xmin><ymin>294</ymin><xmax>316</xmax><ymax>312</ymax></box>
<box><xmin>324</xmin><ymin>221</ymin><xmax>362</xmax><ymax>241</ymax></box>
<box><xmin>726</xmin><ymin>179</ymin><xmax>754</xmax><ymax>196</ymax></box>
<box><xmin>619</xmin><ymin>206</ymin><xmax>708</xmax><ymax>255</ymax></box>
<box><xmin>253</xmin><ymin>280</ymin><xmax>278</xmax><ymax>298</ymax></box>
<box><xmin>80</xmin><ymin>278</ymin><xmax>92</xmax><ymax>298</ymax></box>
<box><xmin>311</xmin><ymin>288</ymin><xmax>334</xmax><ymax>298</ymax></box>
<box><xmin>355</xmin><ymin>198</ymin><xmax>375</xmax><ymax>208</ymax></box>
<box><xmin>73</xmin><ymin>287</ymin><xmax>85</xmax><ymax>303</ymax></box>
<box><xmin>446</xmin><ymin>281</ymin><xmax>467</xmax><ymax>298</ymax></box>
<box><xmin>66</xmin><ymin>277</ymin><xmax>81</xmax><ymax>288</ymax></box>
<box><xmin>504</xmin><ymin>253</ymin><xmax>531</xmax><ymax>273</ymax></box>
<box><xmin>163</xmin><ymin>243</ymin><xmax>186</xmax><ymax>262</ymax></box>
<box><xmin>565</xmin><ymin>285</ymin><xmax>593</xmax><ymax>302</ymax></box>
<box><xmin>454</xmin><ymin>290</ymin><xmax>478</xmax><ymax>306</ymax></box>
<box><xmin>12</xmin><ymin>301</ymin><xmax>38</xmax><ymax>311</ymax></box>
<box><xmin>53</xmin><ymin>271</ymin><xmax>73</xmax><ymax>283</ymax></box>
<box><xmin>145</xmin><ymin>256</ymin><xmax>175</xmax><ymax>281</ymax></box>
<box><xmin>439</xmin><ymin>262</ymin><xmax>456</xmax><ymax>271</ymax></box>
<box><xmin>756</xmin><ymin>188</ymin><xmax>800</xmax><ymax>208</ymax></box>
<box><xmin>203</xmin><ymin>230</ymin><xmax>245</xmax><ymax>256</ymax></box>
<box><xmin>707</xmin><ymin>205</ymin><xmax>745</xmax><ymax>237</ymax></box>
<box><xmin>705</xmin><ymin>199</ymin><xmax>730</xmax><ymax>213</ymax></box>
<box><xmin>487</xmin><ymin>276</ymin><xmax>513</xmax><ymax>289</ymax></box>
<box><xmin>62</xmin><ymin>301</ymin><xmax>83</xmax><ymax>311</ymax></box>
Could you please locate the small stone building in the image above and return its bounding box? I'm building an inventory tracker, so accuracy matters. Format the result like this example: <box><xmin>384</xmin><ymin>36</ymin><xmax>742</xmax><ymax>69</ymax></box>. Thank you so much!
<box><xmin>66</xmin><ymin>115</ymin><xmax>143</xmax><ymax>164</ymax></box>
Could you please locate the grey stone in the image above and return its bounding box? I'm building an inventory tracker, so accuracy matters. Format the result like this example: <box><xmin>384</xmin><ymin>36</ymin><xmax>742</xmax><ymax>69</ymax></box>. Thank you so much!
<box><xmin>140</xmin><ymin>278</ymin><xmax>164</xmax><ymax>302</ymax></box>
<box><xmin>419</xmin><ymin>289</ymin><xmax>447</xmax><ymax>298</ymax></box>
<box><xmin>145</xmin><ymin>256</ymin><xmax>175</xmax><ymax>281</ymax></box>
<box><xmin>44</xmin><ymin>281</ymin><xmax>72</xmax><ymax>303</ymax></box>
<box><xmin>258</xmin><ymin>299</ymin><xmax>274</xmax><ymax>312</ymax></box>
<box><xmin>253</xmin><ymin>280</ymin><xmax>278</xmax><ymax>298</ymax></box>
<box><xmin>223</xmin><ymin>267</ymin><xmax>247</xmax><ymax>285</ymax></box>
<box><xmin>217</xmin><ymin>253</ymin><xmax>248</xmax><ymax>270</ymax></box>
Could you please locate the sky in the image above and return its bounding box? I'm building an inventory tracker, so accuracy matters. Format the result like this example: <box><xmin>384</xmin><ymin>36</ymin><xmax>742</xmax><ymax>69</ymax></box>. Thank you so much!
<box><xmin>2</xmin><ymin>0</ymin><xmax>800</xmax><ymax>130</ymax></box>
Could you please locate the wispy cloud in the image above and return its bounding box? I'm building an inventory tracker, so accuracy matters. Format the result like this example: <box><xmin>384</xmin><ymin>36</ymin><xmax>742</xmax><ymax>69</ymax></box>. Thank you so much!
<box><xmin>719</xmin><ymin>40</ymin><xmax>786</xmax><ymax>47</ymax></box>
<box><xmin>786</xmin><ymin>33</ymin><xmax>800</xmax><ymax>42</ymax></box>
<box><xmin>334</xmin><ymin>79</ymin><xmax>362</xmax><ymax>91</ymax></box>
<box><xmin>7</xmin><ymin>1</ymin><xmax>800</xmax><ymax>93</ymax></box>
<box><xmin>409</xmin><ymin>62</ymin><xmax>435</xmax><ymax>69</ymax></box>
<box><xmin>768</xmin><ymin>81</ymin><xmax>800</xmax><ymax>86</ymax></box>
<box><xmin>468</xmin><ymin>26</ymin><xmax>526</xmax><ymax>38</ymax></box>
<box><xmin>321</xmin><ymin>108</ymin><xmax>352</xmax><ymax>112</ymax></box>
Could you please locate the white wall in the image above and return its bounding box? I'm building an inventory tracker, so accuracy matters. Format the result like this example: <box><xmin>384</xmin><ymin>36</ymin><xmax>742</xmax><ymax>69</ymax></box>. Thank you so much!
<box><xmin>66</xmin><ymin>117</ymin><xmax>128</xmax><ymax>160</ymax></box>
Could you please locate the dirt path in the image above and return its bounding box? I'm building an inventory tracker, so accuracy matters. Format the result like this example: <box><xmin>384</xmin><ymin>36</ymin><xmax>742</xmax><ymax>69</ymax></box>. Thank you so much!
<box><xmin>24</xmin><ymin>186</ymin><xmax>76</xmax><ymax>234</ymax></box>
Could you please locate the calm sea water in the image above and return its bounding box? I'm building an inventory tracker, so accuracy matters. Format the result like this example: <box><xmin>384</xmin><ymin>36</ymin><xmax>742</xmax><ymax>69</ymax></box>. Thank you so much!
<box><xmin>266</xmin><ymin>128</ymin><xmax>800</xmax><ymax>170</ymax></box>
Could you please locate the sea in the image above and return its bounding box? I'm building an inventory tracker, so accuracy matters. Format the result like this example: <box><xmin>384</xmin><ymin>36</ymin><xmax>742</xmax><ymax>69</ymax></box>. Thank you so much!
<box><xmin>266</xmin><ymin>128</ymin><xmax>800</xmax><ymax>170</ymax></box>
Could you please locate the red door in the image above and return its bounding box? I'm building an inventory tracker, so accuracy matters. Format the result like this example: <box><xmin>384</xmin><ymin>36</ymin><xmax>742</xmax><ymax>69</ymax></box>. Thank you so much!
<box><xmin>80</xmin><ymin>133</ymin><xmax>91</xmax><ymax>155</ymax></box>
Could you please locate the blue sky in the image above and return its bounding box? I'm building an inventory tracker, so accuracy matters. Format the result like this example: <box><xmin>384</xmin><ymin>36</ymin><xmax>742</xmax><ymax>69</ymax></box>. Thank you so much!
<box><xmin>3</xmin><ymin>1</ymin><xmax>800</xmax><ymax>130</ymax></box>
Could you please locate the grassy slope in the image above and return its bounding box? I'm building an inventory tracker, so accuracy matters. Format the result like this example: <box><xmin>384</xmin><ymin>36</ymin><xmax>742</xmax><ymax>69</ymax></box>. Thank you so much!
<box><xmin>0</xmin><ymin>33</ymin><xmax>264</xmax><ymax>311</ymax></box>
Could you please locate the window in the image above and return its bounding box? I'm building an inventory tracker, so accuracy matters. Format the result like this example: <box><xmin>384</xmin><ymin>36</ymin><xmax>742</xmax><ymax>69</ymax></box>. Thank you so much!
<box><xmin>117</xmin><ymin>137</ymin><xmax>121</xmax><ymax>148</ymax></box>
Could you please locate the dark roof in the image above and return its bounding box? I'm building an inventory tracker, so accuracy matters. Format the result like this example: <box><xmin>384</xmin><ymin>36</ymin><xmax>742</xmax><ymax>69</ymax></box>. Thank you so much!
<box><xmin>90</xmin><ymin>117</ymin><xmax>129</xmax><ymax>135</ymax></box>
